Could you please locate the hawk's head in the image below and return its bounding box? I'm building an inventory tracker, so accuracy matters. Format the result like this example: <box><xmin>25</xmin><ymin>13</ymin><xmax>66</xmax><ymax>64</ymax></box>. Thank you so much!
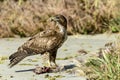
<box><xmin>50</xmin><ymin>15</ymin><xmax>67</xmax><ymax>29</ymax></box>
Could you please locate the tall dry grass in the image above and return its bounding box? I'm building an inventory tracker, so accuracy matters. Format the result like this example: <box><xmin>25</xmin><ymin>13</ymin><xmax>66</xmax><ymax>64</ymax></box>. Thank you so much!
<box><xmin>0</xmin><ymin>0</ymin><xmax>120</xmax><ymax>37</ymax></box>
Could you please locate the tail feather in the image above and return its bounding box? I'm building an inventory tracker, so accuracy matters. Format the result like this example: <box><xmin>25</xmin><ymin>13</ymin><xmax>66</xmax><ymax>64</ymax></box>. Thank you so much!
<box><xmin>9</xmin><ymin>52</ymin><xmax>20</xmax><ymax>60</ymax></box>
<box><xmin>9</xmin><ymin>50</ymin><xmax>28</xmax><ymax>68</ymax></box>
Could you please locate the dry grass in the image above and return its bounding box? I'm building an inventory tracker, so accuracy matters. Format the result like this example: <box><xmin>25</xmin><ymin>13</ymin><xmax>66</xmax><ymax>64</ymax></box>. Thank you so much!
<box><xmin>72</xmin><ymin>36</ymin><xmax>120</xmax><ymax>79</ymax></box>
<box><xmin>0</xmin><ymin>0</ymin><xmax>120</xmax><ymax>37</ymax></box>
<box><xmin>86</xmin><ymin>38</ymin><xmax>120</xmax><ymax>80</ymax></box>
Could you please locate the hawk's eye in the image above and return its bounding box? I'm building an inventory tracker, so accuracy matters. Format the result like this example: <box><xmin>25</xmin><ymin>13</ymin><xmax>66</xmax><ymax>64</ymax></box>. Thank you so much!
<box><xmin>56</xmin><ymin>16</ymin><xmax>60</xmax><ymax>19</ymax></box>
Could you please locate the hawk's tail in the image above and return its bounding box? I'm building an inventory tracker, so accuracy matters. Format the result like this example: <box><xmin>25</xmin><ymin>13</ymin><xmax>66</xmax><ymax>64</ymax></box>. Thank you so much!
<box><xmin>9</xmin><ymin>50</ymin><xmax>28</xmax><ymax>68</ymax></box>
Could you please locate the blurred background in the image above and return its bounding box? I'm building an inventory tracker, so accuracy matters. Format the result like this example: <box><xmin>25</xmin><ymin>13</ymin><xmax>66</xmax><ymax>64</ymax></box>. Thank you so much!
<box><xmin>0</xmin><ymin>1</ymin><xmax>120</xmax><ymax>80</ymax></box>
<box><xmin>0</xmin><ymin>0</ymin><xmax>120</xmax><ymax>38</ymax></box>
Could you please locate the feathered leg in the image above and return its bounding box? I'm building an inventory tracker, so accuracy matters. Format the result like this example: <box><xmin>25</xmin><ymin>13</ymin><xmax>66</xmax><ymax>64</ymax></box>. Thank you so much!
<box><xmin>48</xmin><ymin>50</ymin><xmax>58</xmax><ymax>68</ymax></box>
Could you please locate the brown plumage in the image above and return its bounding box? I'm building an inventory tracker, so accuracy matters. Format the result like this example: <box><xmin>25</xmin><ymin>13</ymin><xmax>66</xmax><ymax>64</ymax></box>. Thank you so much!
<box><xmin>9</xmin><ymin>15</ymin><xmax>67</xmax><ymax>68</ymax></box>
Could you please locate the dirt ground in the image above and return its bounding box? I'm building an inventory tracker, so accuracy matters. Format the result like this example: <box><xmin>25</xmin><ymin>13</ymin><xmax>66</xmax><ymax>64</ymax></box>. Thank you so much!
<box><xmin>0</xmin><ymin>33</ymin><xmax>119</xmax><ymax>80</ymax></box>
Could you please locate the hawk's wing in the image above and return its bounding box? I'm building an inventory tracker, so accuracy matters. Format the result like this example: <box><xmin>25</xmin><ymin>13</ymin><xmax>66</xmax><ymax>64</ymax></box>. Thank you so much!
<box><xmin>19</xmin><ymin>29</ymin><xmax>62</xmax><ymax>54</ymax></box>
<box><xmin>9</xmin><ymin>29</ymin><xmax>62</xmax><ymax>68</ymax></box>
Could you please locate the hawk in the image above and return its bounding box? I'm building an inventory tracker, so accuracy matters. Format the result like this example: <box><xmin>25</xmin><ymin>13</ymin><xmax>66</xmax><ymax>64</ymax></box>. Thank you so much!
<box><xmin>9</xmin><ymin>14</ymin><xmax>67</xmax><ymax>68</ymax></box>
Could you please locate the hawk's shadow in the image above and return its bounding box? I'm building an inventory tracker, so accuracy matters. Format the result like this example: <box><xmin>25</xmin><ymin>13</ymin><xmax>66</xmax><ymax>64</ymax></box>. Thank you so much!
<box><xmin>15</xmin><ymin>64</ymin><xmax>76</xmax><ymax>73</ymax></box>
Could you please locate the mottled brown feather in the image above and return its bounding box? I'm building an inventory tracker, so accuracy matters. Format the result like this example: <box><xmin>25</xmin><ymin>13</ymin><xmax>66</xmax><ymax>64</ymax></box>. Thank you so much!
<box><xmin>20</xmin><ymin>29</ymin><xmax>63</xmax><ymax>53</ymax></box>
<box><xmin>9</xmin><ymin>15</ymin><xmax>67</xmax><ymax>68</ymax></box>
<box><xmin>9</xmin><ymin>29</ymin><xmax>64</xmax><ymax>68</ymax></box>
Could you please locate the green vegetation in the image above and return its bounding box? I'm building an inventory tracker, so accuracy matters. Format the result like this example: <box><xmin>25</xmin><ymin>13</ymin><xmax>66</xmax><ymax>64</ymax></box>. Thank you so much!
<box><xmin>109</xmin><ymin>17</ymin><xmax>120</xmax><ymax>32</ymax></box>
<box><xmin>56</xmin><ymin>54</ymin><xmax>79</xmax><ymax>60</ymax></box>
<box><xmin>0</xmin><ymin>0</ymin><xmax>120</xmax><ymax>37</ymax></box>
<box><xmin>19</xmin><ymin>63</ymin><xmax>33</xmax><ymax>66</ymax></box>
<box><xmin>0</xmin><ymin>56</ymin><xmax>8</xmax><ymax>64</ymax></box>
<box><xmin>44</xmin><ymin>74</ymin><xmax>64</xmax><ymax>80</ymax></box>
<box><xmin>86</xmin><ymin>41</ymin><xmax>120</xmax><ymax>80</ymax></box>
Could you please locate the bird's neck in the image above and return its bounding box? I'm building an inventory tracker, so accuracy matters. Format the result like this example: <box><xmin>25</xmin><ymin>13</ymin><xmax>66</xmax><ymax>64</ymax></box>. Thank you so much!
<box><xmin>57</xmin><ymin>23</ymin><xmax>67</xmax><ymax>41</ymax></box>
<box><xmin>57</xmin><ymin>23</ymin><xmax>67</xmax><ymax>34</ymax></box>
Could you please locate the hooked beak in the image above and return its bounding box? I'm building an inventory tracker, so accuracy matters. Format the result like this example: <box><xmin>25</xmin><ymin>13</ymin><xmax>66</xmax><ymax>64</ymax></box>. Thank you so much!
<box><xmin>48</xmin><ymin>16</ymin><xmax>59</xmax><ymax>22</ymax></box>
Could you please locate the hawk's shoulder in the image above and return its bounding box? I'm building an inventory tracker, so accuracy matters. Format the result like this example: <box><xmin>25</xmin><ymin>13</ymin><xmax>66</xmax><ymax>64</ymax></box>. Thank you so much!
<box><xmin>29</xmin><ymin>29</ymin><xmax>58</xmax><ymax>41</ymax></box>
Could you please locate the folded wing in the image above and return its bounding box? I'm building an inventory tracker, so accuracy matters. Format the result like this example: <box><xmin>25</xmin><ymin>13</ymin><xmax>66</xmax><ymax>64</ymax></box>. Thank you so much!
<box><xmin>9</xmin><ymin>29</ymin><xmax>62</xmax><ymax>68</ymax></box>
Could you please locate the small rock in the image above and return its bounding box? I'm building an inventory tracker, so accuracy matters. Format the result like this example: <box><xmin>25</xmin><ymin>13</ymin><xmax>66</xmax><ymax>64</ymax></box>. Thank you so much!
<box><xmin>78</xmin><ymin>49</ymin><xmax>88</xmax><ymax>55</ymax></box>
<box><xmin>10</xmin><ymin>76</ymin><xmax>14</xmax><ymax>78</ymax></box>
